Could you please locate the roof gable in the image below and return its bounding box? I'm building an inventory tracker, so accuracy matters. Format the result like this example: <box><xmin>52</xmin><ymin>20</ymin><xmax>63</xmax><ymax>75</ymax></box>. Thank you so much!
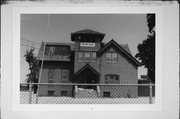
<box><xmin>74</xmin><ymin>64</ymin><xmax>100</xmax><ymax>77</ymax></box>
<box><xmin>98</xmin><ymin>39</ymin><xmax>141</xmax><ymax>66</ymax></box>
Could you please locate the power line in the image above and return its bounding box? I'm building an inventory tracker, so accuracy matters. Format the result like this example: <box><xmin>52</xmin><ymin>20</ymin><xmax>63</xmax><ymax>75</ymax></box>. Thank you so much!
<box><xmin>21</xmin><ymin>37</ymin><xmax>41</xmax><ymax>44</ymax></box>
<box><xmin>21</xmin><ymin>40</ymin><xmax>40</xmax><ymax>46</ymax></box>
<box><xmin>21</xmin><ymin>43</ymin><xmax>40</xmax><ymax>49</ymax></box>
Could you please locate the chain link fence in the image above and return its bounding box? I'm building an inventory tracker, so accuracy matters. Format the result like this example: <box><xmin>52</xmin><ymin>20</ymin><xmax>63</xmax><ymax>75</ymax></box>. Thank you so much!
<box><xmin>20</xmin><ymin>83</ymin><xmax>155</xmax><ymax>104</ymax></box>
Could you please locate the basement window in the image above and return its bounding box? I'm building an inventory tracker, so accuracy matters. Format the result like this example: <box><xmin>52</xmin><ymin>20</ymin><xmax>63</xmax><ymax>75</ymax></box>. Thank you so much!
<box><xmin>103</xmin><ymin>92</ymin><xmax>111</xmax><ymax>98</ymax></box>
<box><xmin>61</xmin><ymin>91</ymin><xmax>68</xmax><ymax>96</ymax></box>
<box><xmin>48</xmin><ymin>90</ymin><xmax>54</xmax><ymax>96</ymax></box>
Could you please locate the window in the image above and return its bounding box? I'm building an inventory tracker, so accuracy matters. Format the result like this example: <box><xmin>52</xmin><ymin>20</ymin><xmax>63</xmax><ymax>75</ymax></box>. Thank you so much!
<box><xmin>45</xmin><ymin>45</ymin><xmax>70</xmax><ymax>56</ymax></box>
<box><xmin>91</xmin><ymin>52</ymin><xmax>96</xmax><ymax>62</ymax></box>
<box><xmin>106</xmin><ymin>52</ymin><xmax>111</xmax><ymax>62</ymax></box>
<box><xmin>48</xmin><ymin>90</ymin><xmax>54</xmax><ymax>96</ymax></box>
<box><xmin>62</xmin><ymin>69</ymin><xmax>69</xmax><ymax>83</ymax></box>
<box><xmin>84</xmin><ymin>52</ymin><xmax>90</xmax><ymax>62</ymax></box>
<box><xmin>103</xmin><ymin>92</ymin><xmax>110</xmax><ymax>98</ymax></box>
<box><xmin>112</xmin><ymin>52</ymin><xmax>118</xmax><ymax>63</ymax></box>
<box><xmin>105</xmin><ymin>74</ymin><xmax>119</xmax><ymax>84</ymax></box>
<box><xmin>78</xmin><ymin>52</ymin><xmax>83</xmax><ymax>62</ymax></box>
<box><xmin>106</xmin><ymin>52</ymin><xmax>118</xmax><ymax>63</ymax></box>
<box><xmin>61</xmin><ymin>91</ymin><xmax>68</xmax><ymax>96</ymax></box>
<box><xmin>48</xmin><ymin>69</ymin><xmax>55</xmax><ymax>83</ymax></box>
<box><xmin>45</xmin><ymin>46</ymin><xmax>55</xmax><ymax>55</ymax></box>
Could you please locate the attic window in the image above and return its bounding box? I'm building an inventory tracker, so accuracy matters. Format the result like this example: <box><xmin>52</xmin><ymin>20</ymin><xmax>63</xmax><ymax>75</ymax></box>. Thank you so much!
<box><xmin>45</xmin><ymin>45</ymin><xmax>70</xmax><ymax>56</ymax></box>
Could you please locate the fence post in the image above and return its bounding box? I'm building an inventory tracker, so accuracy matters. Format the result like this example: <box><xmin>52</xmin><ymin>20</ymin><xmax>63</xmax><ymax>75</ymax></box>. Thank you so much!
<box><xmin>28</xmin><ymin>83</ymin><xmax>32</xmax><ymax>104</ymax></box>
<box><xmin>149</xmin><ymin>83</ymin><xmax>153</xmax><ymax>104</ymax></box>
<box><xmin>97</xmin><ymin>86</ymin><xmax>100</xmax><ymax>98</ymax></box>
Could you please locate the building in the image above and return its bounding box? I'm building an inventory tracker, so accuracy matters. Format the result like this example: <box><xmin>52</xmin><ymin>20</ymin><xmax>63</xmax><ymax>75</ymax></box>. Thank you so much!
<box><xmin>138</xmin><ymin>75</ymin><xmax>155</xmax><ymax>97</ymax></box>
<box><xmin>37</xmin><ymin>29</ymin><xmax>140</xmax><ymax>98</ymax></box>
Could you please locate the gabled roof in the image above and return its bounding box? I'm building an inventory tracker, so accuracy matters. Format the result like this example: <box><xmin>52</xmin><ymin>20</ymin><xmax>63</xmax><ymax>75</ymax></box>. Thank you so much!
<box><xmin>98</xmin><ymin>39</ymin><xmax>141</xmax><ymax>66</ymax></box>
<box><xmin>101</xmin><ymin>42</ymin><xmax>132</xmax><ymax>54</ymax></box>
<box><xmin>74</xmin><ymin>64</ymin><xmax>100</xmax><ymax>77</ymax></box>
<box><xmin>71</xmin><ymin>29</ymin><xmax>105</xmax><ymax>36</ymax></box>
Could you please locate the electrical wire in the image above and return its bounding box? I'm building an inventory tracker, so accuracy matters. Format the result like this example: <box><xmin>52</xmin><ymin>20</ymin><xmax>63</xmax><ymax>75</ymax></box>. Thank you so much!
<box><xmin>21</xmin><ymin>37</ymin><xmax>41</xmax><ymax>44</ymax></box>
<box><xmin>36</xmin><ymin>14</ymin><xmax>50</xmax><ymax>104</ymax></box>
<box><xmin>21</xmin><ymin>43</ymin><xmax>40</xmax><ymax>49</ymax></box>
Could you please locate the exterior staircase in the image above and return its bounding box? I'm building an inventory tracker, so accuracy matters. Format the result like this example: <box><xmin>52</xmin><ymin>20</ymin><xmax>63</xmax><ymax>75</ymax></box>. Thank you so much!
<box><xmin>75</xmin><ymin>86</ymin><xmax>100</xmax><ymax>98</ymax></box>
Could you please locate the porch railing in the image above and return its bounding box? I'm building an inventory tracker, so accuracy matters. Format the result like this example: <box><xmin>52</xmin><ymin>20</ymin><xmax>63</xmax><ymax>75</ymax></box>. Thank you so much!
<box><xmin>20</xmin><ymin>83</ymin><xmax>155</xmax><ymax>104</ymax></box>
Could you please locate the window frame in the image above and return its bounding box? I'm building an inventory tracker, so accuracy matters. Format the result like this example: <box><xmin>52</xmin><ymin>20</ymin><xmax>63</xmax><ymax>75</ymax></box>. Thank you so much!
<box><xmin>45</xmin><ymin>45</ymin><xmax>70</xmax><ymax>56</ymax></box>
<box><xmin>84</xmin><ymin>52</ymin><xmax>91</xmax><ymax>62</ymax></box>
<box><xmin>78</xmin><ymin>52</ymin><xmax>83</xmax><ymax>62</ymax></box>
<box><xmin>61</xmin><ymin>91</ymin><xmax>68</xmax><ymax>96</ymax></box>
<box><xmin>105</xmin><ymin>51</ymin><xmax>118</xmax><ymax>63</ymax></box>
<box><xmin>48</xmin><ymin>68</ymin><xmax>55</xmax><ymax>83</ymax></box>
<box><xmin>112</xmin><ymin>52</ymin><xmax>118</xmax><ymax>63</ymax></box>
<box><xmin>47</xmin><ymin>90</ymin><xmax>55</xmax><ymax>96</ymax></box>
<box><xmin>104</xmin><ymin>74</ymin><xmax>119</xmax><ymax>84</ymax></box>
<box><xmin>103</xmin><ymin>92</ymin><xmax>111</xmax><ymax>98</ymax></box>
<box><xmin>91</xmin><ymin>52</ymin><xmax>97</xmax><ymax>62</ymax></box>
<box><xmin>61</xmin><ymin>69</ymin><xmax>69</xmax><ymax>83</ymax></box>
<box><xmin>106</xmin><ymin>52</ymin><xmax>112</xmax><ymax>62</ymax></box>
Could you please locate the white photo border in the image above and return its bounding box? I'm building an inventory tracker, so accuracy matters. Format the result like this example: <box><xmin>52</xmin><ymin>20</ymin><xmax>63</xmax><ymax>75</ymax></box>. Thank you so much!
<box><xmin>12</xmin><ymin>6</ymin><xmax>163</xmax><ymax>111</ymax></box>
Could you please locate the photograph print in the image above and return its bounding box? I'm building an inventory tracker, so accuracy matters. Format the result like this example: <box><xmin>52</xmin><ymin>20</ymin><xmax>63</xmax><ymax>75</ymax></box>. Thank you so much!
<box><xmin>20</xmin><ymin>14</ymin><xmax>155</xmax><ymax>104</ymax></box>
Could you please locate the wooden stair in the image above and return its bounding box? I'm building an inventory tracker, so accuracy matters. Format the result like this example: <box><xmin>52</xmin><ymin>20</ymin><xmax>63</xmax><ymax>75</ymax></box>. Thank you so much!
<box><xmin>75</xmin><ymin>86</ymin><xmax>99</xmax><ymax>98</ymax></box>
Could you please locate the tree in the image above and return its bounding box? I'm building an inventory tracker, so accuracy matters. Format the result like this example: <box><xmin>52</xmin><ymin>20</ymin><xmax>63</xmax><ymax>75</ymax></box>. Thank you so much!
<box><xmin>135</xmin><ymin>14</ymin><xmax>155</xmax><ymax>83</ymax></box>
<box><xmin>24</xmin><ymin>48</ymin><xmax>40</xmax><ymax>93</ymax></box>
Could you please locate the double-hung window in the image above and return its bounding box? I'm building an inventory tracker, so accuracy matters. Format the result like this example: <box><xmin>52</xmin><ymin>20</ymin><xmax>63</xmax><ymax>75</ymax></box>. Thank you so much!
<box><xmin>91</xmin><ymin>52</ymin><xmax>96</xmax><ymax>62</ymax></box>
<box><xmin>78</xmin><ymin>52</ymin><xmax>83</xmax><ymax>62</ymax></box>
<box><xmin>112</xmin><ymin>52</ymin><xmax>118</xmax><ymax>63</ymax></box>
<box><xmin>84</xmin><ymin>52</ymin><xmax>90</xmax><ymax>62</ymax></box>
<box><xmin>106</xmin><ymin>52</ymin><xmax>111</xmax><ymax>62</ymax></box>
<box><xmin>61</xmin><ymin>69</ymin><xmax>69</xmax><ymax>83</ymax></box>
<box><xmin>48</xmin><ymin>69</ymin><xmax>55</xmax><ymax>83</ymax></box>
<box><xmin>106</xmin><ymin>52</ymin><xmax>118</xmax><ymax>63</ymax></box>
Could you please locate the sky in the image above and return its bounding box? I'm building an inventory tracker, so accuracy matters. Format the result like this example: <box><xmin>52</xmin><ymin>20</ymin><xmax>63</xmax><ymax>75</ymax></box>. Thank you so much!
<box><xmin>20</xmin><ymin>14</ymin><xmax>148</xmax><ymax>83</ymax></box>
